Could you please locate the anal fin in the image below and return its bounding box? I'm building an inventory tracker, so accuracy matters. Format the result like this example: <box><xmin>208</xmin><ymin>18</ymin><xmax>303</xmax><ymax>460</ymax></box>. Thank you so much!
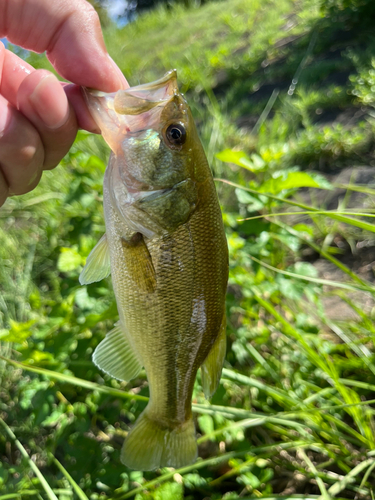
<box><xmin>201</xmin><ymin>313</ymin><xmax>226</xmax><ymax>399</ymax></box>
<box><xmin>79</xmin><ymin>234</ymin><xmax>111</xmax><ymax>285</ymax></box>
<box><xmin>93</xmin><ymin>322</ymin><xmax>142</xmax><ymax>381</ymax></box>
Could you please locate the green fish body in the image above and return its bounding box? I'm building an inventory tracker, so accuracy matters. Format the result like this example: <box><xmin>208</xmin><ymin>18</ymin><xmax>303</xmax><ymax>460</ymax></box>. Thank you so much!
<box><xmin>80</xmin><ymin>71</ymin><xmax>228</xmax><ymax>470</ymax></box>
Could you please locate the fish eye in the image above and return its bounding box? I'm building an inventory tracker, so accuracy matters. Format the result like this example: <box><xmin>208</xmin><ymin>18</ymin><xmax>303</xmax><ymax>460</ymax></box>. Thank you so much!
<box><xmin>165</xmin><ymin>123</ymin><xmax>186</xmax><ymax>147</ymax></box>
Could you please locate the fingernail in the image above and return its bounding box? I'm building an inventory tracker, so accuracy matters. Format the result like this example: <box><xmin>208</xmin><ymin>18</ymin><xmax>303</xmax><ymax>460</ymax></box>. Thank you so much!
<box><xmin>107</xmin><ymin>54</ymin><xmax>129</xmax><ymax>90</ymax></box>
<box><xmin>30</xmin><ymin>74</ymin><xmax>70</xmax><ymax>129</ymax></box>
<box><xmin>0</xmin><ymin>96</ymin><xmax>11</xmax><ymax>134</ymax></box>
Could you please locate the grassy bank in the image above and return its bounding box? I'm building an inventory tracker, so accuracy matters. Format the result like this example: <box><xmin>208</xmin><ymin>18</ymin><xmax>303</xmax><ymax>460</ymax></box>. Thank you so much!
<box><xmin>1</xmin><ymin>0</ymin><xmax>375</xmax><ymax>498</ymax></box>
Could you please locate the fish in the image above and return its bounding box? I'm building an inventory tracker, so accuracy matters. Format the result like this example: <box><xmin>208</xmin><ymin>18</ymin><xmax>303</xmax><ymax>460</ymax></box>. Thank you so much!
<box><xmin>79</xmin><ymin>70</ymin><xmax>228</xmax><ymax>471</ymax></box>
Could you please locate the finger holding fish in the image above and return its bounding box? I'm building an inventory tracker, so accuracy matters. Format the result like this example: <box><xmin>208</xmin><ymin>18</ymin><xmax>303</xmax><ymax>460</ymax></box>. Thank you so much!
<box><xmin>0</xmin><ymin>0</ymin><xmax>128</xmax><ymax>208</ymax></box>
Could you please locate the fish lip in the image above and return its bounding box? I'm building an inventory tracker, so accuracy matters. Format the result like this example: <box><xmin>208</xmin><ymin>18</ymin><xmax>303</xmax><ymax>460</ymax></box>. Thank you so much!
<box><xmin>112</xmin><ymin>70</ymin><xmax>178</xmax><ymax>115</ymax></box>
<box><xmin>82</xmin><ymin>69</ymin><xmax>178</xmax><ymax>103</ymax></box>
<box><xmin>126</xmin><ymin>69</ymin><xmax>178</xmax><ymax>94</ymax></box>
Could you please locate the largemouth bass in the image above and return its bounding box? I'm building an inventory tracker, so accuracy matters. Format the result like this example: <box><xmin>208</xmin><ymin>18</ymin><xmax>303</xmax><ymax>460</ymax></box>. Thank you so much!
<box><xmin>79</xmin><ymin>70</ymin><xmax>228</xmax><ymax>471</ymax></box>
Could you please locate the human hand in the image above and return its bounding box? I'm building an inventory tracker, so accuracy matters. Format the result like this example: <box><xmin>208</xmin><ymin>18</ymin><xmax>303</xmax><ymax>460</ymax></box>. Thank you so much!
<box><xmin>0</xmin><ymin>0</ymin><xmax>128</xmax><ymax>207</ymax></box>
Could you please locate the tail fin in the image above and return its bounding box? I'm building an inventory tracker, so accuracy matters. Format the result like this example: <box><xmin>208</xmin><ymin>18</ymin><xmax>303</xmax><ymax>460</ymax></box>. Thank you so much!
<box><xmin>121</xmin><ymin>409</ymin><xmax>197</xmax><ymax>471</ymax></box>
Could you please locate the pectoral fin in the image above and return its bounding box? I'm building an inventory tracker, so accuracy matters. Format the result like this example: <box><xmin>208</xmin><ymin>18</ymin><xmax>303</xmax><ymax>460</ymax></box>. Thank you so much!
<box><xmin>93</xmin><ymin>322</ymin><xmax>143</xmax><ymax>381</ymax></box>
<box><xmin>201</xmin><ymin>313</ymin><xmax>226</xmax><ymax>399</ymax></box>
<box><xmin>79</xmin><ymin>234</ymin><xmax>111</xmax><ymax>285</ymax></box>
<box><xmin>121</xmin><ymin>233</ymin><xmax>157</xmax><ymax>293</ymax></box>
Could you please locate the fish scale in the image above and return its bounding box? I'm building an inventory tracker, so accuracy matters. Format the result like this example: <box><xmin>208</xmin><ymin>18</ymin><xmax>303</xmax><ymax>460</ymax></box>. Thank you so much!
<box><xmin>79</xmin><ymin>70</ymin><xmax>228</xmax><ymax>470</ymax></box>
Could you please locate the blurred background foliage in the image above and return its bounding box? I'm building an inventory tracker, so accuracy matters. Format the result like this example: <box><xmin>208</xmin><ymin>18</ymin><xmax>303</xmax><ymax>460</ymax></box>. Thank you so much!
<box><xmin>1</xmin><ymin>0</ymin><xmax>375</xmax><ymax>498</ymax></box>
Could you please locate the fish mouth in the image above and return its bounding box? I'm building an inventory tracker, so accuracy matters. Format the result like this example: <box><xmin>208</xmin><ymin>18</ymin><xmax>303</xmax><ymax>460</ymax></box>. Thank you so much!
<box><xmin>82</xmin><ymin>70</ymin><xmax>180</xmax><ymax>151</ymax></box>
<box><xmin>113</xmin><ymin>70</ymin><xmax>178</xmax><ymax>115</ymax></box>
<box><xmin>83</xmin><ymin>70</ymin><xmax>178</xmax><ymax>116</ymax></box>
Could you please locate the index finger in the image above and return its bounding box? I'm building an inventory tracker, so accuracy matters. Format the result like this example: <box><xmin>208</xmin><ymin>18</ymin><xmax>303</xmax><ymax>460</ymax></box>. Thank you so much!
<box><xmin>0</xmin><ymin>0</ymin><xmax>128</xmax><ymax>92</ymax></box>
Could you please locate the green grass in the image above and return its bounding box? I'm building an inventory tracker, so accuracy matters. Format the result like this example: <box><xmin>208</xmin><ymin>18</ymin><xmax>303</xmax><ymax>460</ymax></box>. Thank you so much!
<box><xmin>1</xmin><ymin>0</ymin><xmax>375</xmax><ymax>498</ymax></box>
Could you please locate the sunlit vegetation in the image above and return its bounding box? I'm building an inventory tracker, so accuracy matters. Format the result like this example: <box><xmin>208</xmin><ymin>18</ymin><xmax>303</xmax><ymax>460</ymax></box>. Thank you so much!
<box><xmin>1</xmin><ymin>0</ymin><xmax>375</xmax><ymax>498</ymax></box>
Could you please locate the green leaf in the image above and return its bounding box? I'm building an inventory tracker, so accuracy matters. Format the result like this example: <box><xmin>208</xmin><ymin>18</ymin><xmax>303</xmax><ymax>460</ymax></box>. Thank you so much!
<box><xmin>250</xmin><ymin>153</ymin><xmax>266</xmax><ymax>170</ymax></box>
<box><xmin>216</xmin><ymin>149</ymin><xmax>252</xmax><ymax>167</ymax></box>
<box><xmin>80</xmin><ymin>193</ymin><xmax>96</xmax><ymax>208</ymax></box>
<box><xmin>238</xmin><ymin>470</ymin><xmax>261</xmax><ymax>488</ymax></box>
<box><xmin>19</xmin><ymin>379</ymin><xmax>50</xmax><ymax>410</ymax></box>
<box><xmin>183</xmin><ymin>473</ymin><xmax>208</xmax><ymax>489</ymax></box>
<box><xmin>235</xmin><ymin>189</ymin><xmax>265</xmax><ymax>211</ymax></box>
<box><xmin>198</xmin><ymin>414</ymin><xmax>215</xmax><ymax>435</ymax></box>
<box><xmin>74</xmin><ymin>287</ymin><xmax>97</xmax><ymax>311</ymax></box>
<box><xmin>154</xmin><ymin>482</ymin><xmax>183</xmax><ymax>500</ymax></box>
<box><xmin>74</xmin><ymin>130</ymin><xmax>91</xmax><ymax>143</ymax></box>
<box><xmin>57</xmin><ymin>247</ymin><xmax>83</xmax><ymax>272</ymax></box>
<box><xmin>26</xmin><ymin>350</ymin><xmax>54</xmax><ymax>364</ymax></box>
<box><xmin>293</xmin><ymin>223</ymin><xmax>314</xmax><ymax>237</ymax></box>
<box><xmin>235</xmin><ymin>188</ymin><xmax>255</xmax><ymax>205</ymax></box>
<box><xmin>273</xmin><ymin>233</ymin><xmax>300</xmax><ymax>251</ymax></box>
<box><xmin>306</xmin><ymin>171</ymin><xmax>333</xmax><ymax>189</ymax></box>
<box><xmin>0</xmin><ymin>319</ymin><xmax>35</xmax><ymax>343</ymax></box>
<box><xmin>291</xmin><ymin>261</ymin><xmax>318</xmax><ymax>278</ymax></box>
<box><xmin>42</xmin><ymin>407</ymin><xmax>66</xmax><ymax>427</ymax></box>
<box><xmin>216</xmin><ymin>149</ymin><xmax>265</xmax><ymax>171</ymax></box>
<box><xmin>85</xmin><ymin>154</ymin><xmax>107</xmax><ymax>173</ymax></box>
<box><xmin>259</xmin><ymin>171</ymin><xmax>326</xmax><ymax>194</ymax></box>
<box><xmin>277</xmin><ymin>277</ymin><xmax>304</xmax><ymax>300</ymax></box>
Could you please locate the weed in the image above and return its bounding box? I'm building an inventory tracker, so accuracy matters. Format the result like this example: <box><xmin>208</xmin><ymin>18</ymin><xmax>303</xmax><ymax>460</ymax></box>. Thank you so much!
<box><xmin>1</xmin><ymin>0</ymin><xmax>375</xmax><ymax>498</ymax></box>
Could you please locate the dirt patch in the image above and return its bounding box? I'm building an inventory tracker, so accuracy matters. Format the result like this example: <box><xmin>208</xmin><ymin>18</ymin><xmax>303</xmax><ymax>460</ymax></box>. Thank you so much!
<box><xmin>296</xmin><ymin>165</ymin><xmax>375</xmax><ymax>320</ymax></box>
